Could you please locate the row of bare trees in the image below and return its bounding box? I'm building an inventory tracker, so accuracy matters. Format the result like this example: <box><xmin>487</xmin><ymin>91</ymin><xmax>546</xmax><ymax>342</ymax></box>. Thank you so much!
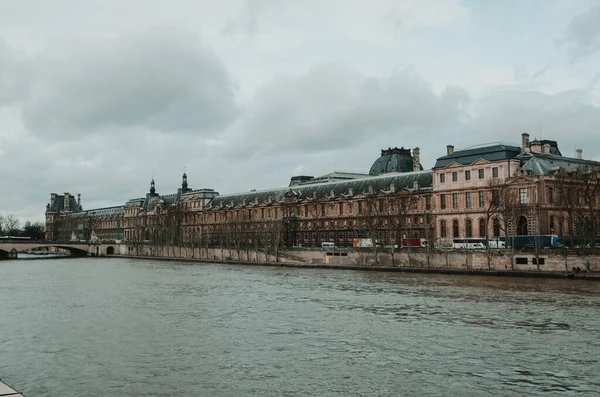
<box><xmin>479</xmin><ymin>165</ymin><xmax>600</xmax><ymax>271</ymax></box>
<box><xmin>0</xmin><ymin>214</ymin><xmax>45</xmax><ymax>240</ymax></box>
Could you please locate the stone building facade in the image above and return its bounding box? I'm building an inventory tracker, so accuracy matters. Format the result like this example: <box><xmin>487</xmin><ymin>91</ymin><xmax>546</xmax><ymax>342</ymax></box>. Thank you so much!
<box><xmin>432</xmin><ymin>133</ymin><xmax>600</xmax><ymax>247</ymax></box>
<box><xmin>46</xmin><ymin>135</ymin><xmax>600</xmax><ymax>249</ymax></box>
<box><xmin>46</xmin><ymin>147</ymin><xmax>435</xmax><ymax>248</ymax></box>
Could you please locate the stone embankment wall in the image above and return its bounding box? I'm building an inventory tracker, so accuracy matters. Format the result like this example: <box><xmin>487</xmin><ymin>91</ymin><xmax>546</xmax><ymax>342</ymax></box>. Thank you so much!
<box><xmin>121</xmin><ymin>244</ymin><xmax>305</xmax><ymax>264</ymax></box>
<box><xmin>119</xmin><ymin>244</ymin><xmax>599</xmax><ymax>273</ymax></box>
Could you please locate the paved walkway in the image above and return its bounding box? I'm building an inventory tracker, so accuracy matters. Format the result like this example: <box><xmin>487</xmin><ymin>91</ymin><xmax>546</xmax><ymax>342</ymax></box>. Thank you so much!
<box><xmin>0</xmin><ymin>380</ymin><xmax>23</xmax><ymax>396</ymax></box>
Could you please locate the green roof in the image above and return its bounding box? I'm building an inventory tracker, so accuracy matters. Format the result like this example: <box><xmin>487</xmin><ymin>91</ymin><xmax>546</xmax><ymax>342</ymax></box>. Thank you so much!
<box><xmin>434</xmin><ymin>144</ymin><xmax>522</xmax><ymax>168</ymax></box>
<box><xmin>520</xmin><ymin>153</ymin><xmax>600</xmax><ymax>175</ymax></box>
<box><xmin>209</xmin><ymin>171</ymin><xmax>433</xmax><ymax>208</ymax></box>
<box><xmin>369</xmin><ymin>147</ymin><xmax>420</xmax><ymax>175</ymax></box>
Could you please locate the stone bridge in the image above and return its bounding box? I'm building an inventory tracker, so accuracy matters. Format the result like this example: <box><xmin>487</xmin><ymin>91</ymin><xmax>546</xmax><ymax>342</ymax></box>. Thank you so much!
<box><xmin>0</xmin><ymin>241</ymin><xmax>120</xmax><ymax>259</ymax></box>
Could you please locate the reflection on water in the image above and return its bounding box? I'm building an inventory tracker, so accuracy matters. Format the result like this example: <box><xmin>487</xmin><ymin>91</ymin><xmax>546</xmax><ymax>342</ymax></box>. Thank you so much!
<box><xmin>0</xmin><ymin>258</ymin><xmax>598</xmax><ymax>396</ymax></box>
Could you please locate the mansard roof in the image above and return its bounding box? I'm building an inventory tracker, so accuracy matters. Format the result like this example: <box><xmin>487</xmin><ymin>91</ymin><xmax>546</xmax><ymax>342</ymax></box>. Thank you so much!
<box><xmin>67</xmin><ymin>205</ymin><xmax>124</xmax><ymax>218</ymax></box>
<box><xmin>48</xmin><ymin>193</ymin><xmax>81</xmax><ymax>213</ymax></box>
<box><xmin>208</xmin><ymin>170</ymin><xmax>432</xmax><ymax>208</ymax></box>
<box><xmin>434</xmin><ymin>144</ymin><xmax>522</xmax><ymax>169</ymax></box>
<box><xmin>519</xmin><ymin>153</ymin><xmax>600</xmax><ymax>175</ymax></box>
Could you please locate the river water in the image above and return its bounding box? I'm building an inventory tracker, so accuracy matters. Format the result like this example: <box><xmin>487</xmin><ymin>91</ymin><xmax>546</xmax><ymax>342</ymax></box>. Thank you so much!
<box><xmin>0</xmin><ymin>258</ymin><xmax>599</xmax><ymax>396</ymax></box>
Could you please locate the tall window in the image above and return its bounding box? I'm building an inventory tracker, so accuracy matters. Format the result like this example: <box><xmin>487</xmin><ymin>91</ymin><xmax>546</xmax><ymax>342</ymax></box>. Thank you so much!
<box><xmin>519</xmin><ymin>188</ymin><xmax>527</xmax><ymax>204</ymax></box>
<box><xmin>261</xmin><ymin>209</ymin><xmax>265</xmax><ymax>219</ymax></box>
<box><xmin>492</xmin><ymin>167</ymin><xmax>499</xmax><ymax>178</ymax></box>
<box><xmin>559</xmin><ymin>216</ymin><xmax>564</xmax><ymax>235</ymax></box>
<box><xmin>479</xmin><ymin>191</ymin><xmax>485</xmax><ymax>207</ymax></box>
<box><xmin>304</xmin><ymin>206</ymin><xmax>308</xmax><ymax>217</ymax></box>
<box><xmin>452</xmin><ymin>171</ymin><xmax>458</xmax><ymax>182</ymax></box>
<box><xmin>440</xmin><ymin>194</ymin><xmax>446</xmax><ymax>210</ymax></box>
<box><xmin>440</xmin><ymin>220</ymin><xmax>447</xmax><ymax>238</ymax></box>
<box><xmin>440</xmin><ymin>173</ymin><xmax>446</xmax><ymax>183</ymax></box>
<box><xmin>491</xmin><ymin>190</ymin><xmax>500</xmax><ymax>206</ymax></box>
<box><xmin>321</xmin><ymin>204</ymin><xmax>326</xmax><ymax>216</ymax></box>
<box><xmin>452</xmin><ymin>220</ymin><xmax>459</xmax><ymax>237</ymax></box>
<box><xmin>358</xmin><ymin>201</ymin><xmax>363</xmax><ymax>214</ymax></box>
<box><xmin>478</xmin><ymin>169</ymin><xmax>485</xmax><ymax>179</ymax></box>
<box><xmin>493</xmin><ymin>218</ymin><xmax>500</xmax><ymax>237</ymax></box>
<box><xmin>465</xmin><ymin>170</ymin><xmax>471</xmax><ymax>181</ymax></box>
<box><xmin>479</xmin><ymin>218</ymin><xmax>486</xmax><ymax>237</ymax></box>
<box><xmin>549</xmin><ymin>215</ymin><xmax>555</xmax><ymax>233</ymax></box>
<box><xmin>465</xmin><ymin>192</ymin><xmax>472</xmax><ymax>208</ymax></box>
<box><xmin>339</xmin><ymin>202</ymin><xmax>343</xmax><ymax>215</ymax></box>
<box><xmin>378</xmin><ymin>200</ymin><xmax>384</xmax><ymax>213</ymax></box>
<box><xmin>425</xmin><ymin>196</ymin><xmax>431</xmax><ymax>210</ymax></box>
<box><xmin>465</xmin><ymin>219</ymin><xmax>472</xmax><ymax>237</ymax></box>
<box><xmin>548</xmin><ymin>187</ymin><xmax>554</xmax><ymax>204</ymax></box>
<box><xmin>452</xmin><ymin>192</ymin><xmax>459</xmax><ymax>209</ymax></box>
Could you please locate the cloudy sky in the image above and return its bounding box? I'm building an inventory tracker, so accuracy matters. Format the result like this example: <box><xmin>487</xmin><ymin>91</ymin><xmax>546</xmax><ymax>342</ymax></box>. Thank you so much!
<box><xmin>1</xmin><ymin>0</ymin><xmax>599</xmax><ymax>223</ymax></box>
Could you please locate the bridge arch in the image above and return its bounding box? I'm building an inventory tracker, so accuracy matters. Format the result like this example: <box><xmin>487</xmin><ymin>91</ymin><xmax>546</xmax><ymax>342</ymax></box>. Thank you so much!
<box><xmin>0</xmin><ymin>244</ymin><xmax>89</xmax><ymax>258</ymax></box>
<box><xmin>106</xmin><ymin>246</ymin><xmax>115</xmax><ymax>255</ymax></box>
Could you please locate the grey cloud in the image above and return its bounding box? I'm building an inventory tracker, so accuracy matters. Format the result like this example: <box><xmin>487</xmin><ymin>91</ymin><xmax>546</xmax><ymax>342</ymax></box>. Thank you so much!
<box><xmin>223</xmin><ymin>0</ymin><xmax>278</xmax><ymax>37</ymax></box>
<box><xmin>564</xmin><ymin>6</ymin><xmax>600</xmax><ymax>59</ymax></box>
<box><xmin>226</xmin><ymin>65</ymin><xmax>469</xmax><ymax>158</ymax></box>
<box><xmin>20</xmin><ymin>29</ymin><xmax>239</xmax><ymax>138</ymax></box>
<box><xmin>466</xmin><ymin>88</ymin><xmax>600</xmax><ymax>158</ymax></box>
<box><xmin>0</xmin><ymin>39</ymin><xmax>31</xmax><ymax>106</ymax></box>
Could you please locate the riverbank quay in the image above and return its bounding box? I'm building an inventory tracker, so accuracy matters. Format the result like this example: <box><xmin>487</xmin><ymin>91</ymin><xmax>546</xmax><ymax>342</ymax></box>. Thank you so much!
<box><xmin>0</xmin><ymin>379</ymin><xmax>24</xmax><ymax>396</ymax></box>
<box><xmin>115</xmin><ymin>254</ymin><xmax>600</xmax><ymax>280</ymax></box>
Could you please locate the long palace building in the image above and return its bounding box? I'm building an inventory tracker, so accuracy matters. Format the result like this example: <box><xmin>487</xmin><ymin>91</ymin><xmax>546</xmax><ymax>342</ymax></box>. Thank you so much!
<box><xmin>45</xmin><ymin>133</ymin><xmax>600</xmax><ymax>249</ymax></box>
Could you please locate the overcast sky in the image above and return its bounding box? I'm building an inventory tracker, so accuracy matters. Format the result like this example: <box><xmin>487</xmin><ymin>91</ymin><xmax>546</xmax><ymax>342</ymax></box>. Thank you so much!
<box><xmin>1</xmin><ymin>0</ymin><xmax>599</xmax><ymax>223</ymax></box>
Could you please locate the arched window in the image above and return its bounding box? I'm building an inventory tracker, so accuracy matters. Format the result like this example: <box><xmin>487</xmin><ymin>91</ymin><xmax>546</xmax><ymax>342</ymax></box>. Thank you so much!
<box><xmin>440</xmin><ymin>220</ymin><xmax>447</xmax><ymax>238</ymax></box>
<box><xmin>465</xmin><ymin>219</ymin><xmax>472</xmax><ymax>238</ymax></box>
<box><xmin>452</xmin><ymin>220</ymin><xmax>459</xmax><ymax>237</ymax></box>
<box><xmin>479</xmin><ymin>218</ymin><xmax>486</xmax><ymax>237</ymax></box>
<box><xmin>517</xmin><ymin>216</ymin><xmax>528</xmax><ymax>235</ymax></box>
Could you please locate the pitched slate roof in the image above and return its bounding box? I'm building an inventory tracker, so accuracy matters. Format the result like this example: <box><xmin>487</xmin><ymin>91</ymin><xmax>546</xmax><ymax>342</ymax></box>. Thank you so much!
<box><xmin>208</xmin><ymin>170</ymin><xmax>433</xmax><ymax>208</ymax></box>
<box><xmin>520</xmin><ymin>153</ymin><xmax>600</xmax><ymax>175</ymax></box>
<box><xmin>49</xmin><ymin>194</ymin><xmax>81</xmax><ymax>213</ymax></box>
<box><xmin>434</xmin><ymin>144</ymin><xmax>522</xmax><ymax>168</ymax></box>
<box><xmin>67</xmin><ymin>205</ymin><xmax>124</xmax><ymax>218</ymax></box>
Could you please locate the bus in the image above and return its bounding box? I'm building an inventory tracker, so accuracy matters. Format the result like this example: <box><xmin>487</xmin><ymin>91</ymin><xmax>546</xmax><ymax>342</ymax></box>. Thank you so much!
<box><xmin>501</xmin><ymin>235</ymin><xmax>561</xmax><ymax>250</ymax></box>
<box><xmin>0</xmin><ymin>236</ymin><xmax>32</xmax><ymax>241</ymax></box>
<box><xmin>321</xmin><ymin>242</ymin><xmax>337</xmax><ymax>248</ymax></box>
<box><xmin>452</xmin><ymin>238</ymin><xmax>505</xmax><ymax>249</ymax></box>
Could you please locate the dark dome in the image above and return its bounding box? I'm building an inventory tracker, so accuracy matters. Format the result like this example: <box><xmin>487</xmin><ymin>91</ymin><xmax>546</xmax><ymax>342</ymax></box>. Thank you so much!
<box><xmin>369</xmin><ymin>147</ymin><xmax>422</xmax><ymax>175</ymax></box>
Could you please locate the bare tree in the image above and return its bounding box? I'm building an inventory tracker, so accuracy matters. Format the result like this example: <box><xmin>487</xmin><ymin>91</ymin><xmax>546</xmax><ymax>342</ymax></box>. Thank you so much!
<box><xmin>500</xmin><ymin>183</ymin><xmax>524</xmax><ymax>270</ymax></box>
<box><xmin>3</xmin><ymin>214</ymin><xmax>20</xmax><ymax>236</ymax></box>
<box><xmin>483</xmin><ymin>179</ymin><xmax>511</xmax><ymax>270</ymax></box>
<box><xmin>555</xmin><ymin>165</ymin><xmax>600</xmax><ymax>271</ymax></box>
<box><xmin>362</xmin><ymin>190</ymin><xmax>385</xmax><ymax>266</ymax></box>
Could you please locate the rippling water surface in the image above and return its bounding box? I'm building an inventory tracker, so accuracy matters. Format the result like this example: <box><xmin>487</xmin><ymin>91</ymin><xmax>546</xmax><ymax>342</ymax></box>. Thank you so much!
<box><xmin>1</xmin><ymin>258</ymin><xmax>599</xmax><ymax>396</ymax></box>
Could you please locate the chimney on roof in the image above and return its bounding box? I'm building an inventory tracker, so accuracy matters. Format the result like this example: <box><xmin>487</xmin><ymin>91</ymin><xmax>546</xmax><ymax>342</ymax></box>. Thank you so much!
<box><xmin>576</xmin><ymin>149</ymin><xmax>583</xmax><ymax>159</ymax></box>
<box><xmin>412</xmin><ymin>147</ymin><xmax>420</xmax><ymax>172</ymax></box>
<box><xmin>446</xmin><ymin>145</ymin><xmax>454</xmax><ymax>155</ymax></box>
<box><xmin>542</xmin><ymin>143</ymin><xmax>551</xmax><ymax>154</ymax></box>
<box><xmin>77</xmin><ymin>193</ymin><xmax>81</xmax><ymax>207</ymax></box>
<box><xmin>521</xmin><ymin>133</ymin><xmax>530</xmax><ymax>152</ymax></box>
<box><xmin>531</xmin><ymin>140</ymin><xmax>542</xmax><ymax>153</ymax></box>
<box><xmin>64</xmin><ymin>193</ymin><xmax>70</xmax><ymax>211</ymax></box>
